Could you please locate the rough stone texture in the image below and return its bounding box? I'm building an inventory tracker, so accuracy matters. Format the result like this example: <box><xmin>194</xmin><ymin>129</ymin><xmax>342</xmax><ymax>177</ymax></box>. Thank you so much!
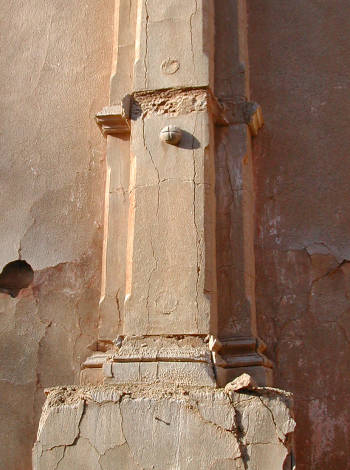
<box><xmin>0</xmin><ymin>1</ymin><xmax>114</xmax><ymax>468</ymax></box>
<box><xmin>131</xmin><ymin>88</ymin><xmax>208</xmax><ymax>119</ymax></box>
<box><xmin>247</xmin><ymin>1</ymin><xmax>350</xmax><ymax>468</ymax></box>
<box><xmin>225</xmin><ymin>373</ymin><xmax>257</xmax><ymax>393</ymax></box>
<box><xmin>33</xmin><ymin>385</ymin><xmax>295</xmax><ymax>470</ymax></box>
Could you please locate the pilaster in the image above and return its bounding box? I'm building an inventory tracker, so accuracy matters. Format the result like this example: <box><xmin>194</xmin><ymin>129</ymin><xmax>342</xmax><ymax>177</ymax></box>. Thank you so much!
<box><xmin>82</xmin><ymin>0</ymin><xmax>272</xmax><ymax>387</ymax></box>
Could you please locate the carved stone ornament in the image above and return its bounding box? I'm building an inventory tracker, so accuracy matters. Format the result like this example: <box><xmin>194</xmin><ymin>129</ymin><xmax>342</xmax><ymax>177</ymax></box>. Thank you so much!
<box><xmin>95</xmin><ymin>95</ymin><xmax>131</xmax><ymax>136</ymax></box>
<box><xmin>159</xmin><ymin>125</ymin><xmax>182</xmax><ymax>145</ymax></box>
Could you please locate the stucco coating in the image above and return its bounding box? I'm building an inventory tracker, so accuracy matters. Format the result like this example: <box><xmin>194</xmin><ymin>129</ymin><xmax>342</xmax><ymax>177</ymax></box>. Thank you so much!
<box><xmin>248</xmin><ymin>1</ymin><xmax>350</xmax><ymax>468</ymax></box>
<box><xmin>0</xmin><ymin>1</ymin><xmax>114</xmax><ymax>468</ymax></box>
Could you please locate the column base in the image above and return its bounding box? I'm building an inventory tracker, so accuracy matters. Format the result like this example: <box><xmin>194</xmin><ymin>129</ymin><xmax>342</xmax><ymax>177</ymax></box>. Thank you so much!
<box><xmin>81</xmin><ymin>335</ymin><xmax>216</xmax><ymax>387</ymax></box>
<box><xmin>81</xmin><ymin>335</ymin><xmax>273</xmax><ymax>388</ymax></box>
<box><xmin>211</xmin><ymin>336</ymin><xmax>274</xmax><ymax>387</ymax></box>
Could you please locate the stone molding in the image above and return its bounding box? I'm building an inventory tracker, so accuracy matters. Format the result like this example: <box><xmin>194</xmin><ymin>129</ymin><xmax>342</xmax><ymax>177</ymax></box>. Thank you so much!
<box><xmin>96</xmin><ymin>88</ymin><xmax>264</xmax><ymax>136</ymax></box>
<box><xmin>217</xmin><ymin>98</ymin><xmax>264</xmax><ymax>135</ymax></box>
<box><xmin>81</xmin><ymin>334</ymin><xmax>273</xmax><ymax>388</ymax></box>
<box><xmin>95</xmin><ymin>95</ymin><xmax>131</xmax><ymax>136</ymax></box>
<box><xmin>209</xmin><ymin>335</ymin><xmax>273</xmax><ymax>387</ymax></box>
<box><xmin>81</xmin><ymin>335</ymin><xmax>216</xmax><ymax>387</ymax></box>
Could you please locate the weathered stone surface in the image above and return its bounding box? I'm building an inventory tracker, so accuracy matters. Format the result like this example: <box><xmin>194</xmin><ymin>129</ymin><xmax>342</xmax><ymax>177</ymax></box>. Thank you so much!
<box><xmin>82</xmin><ymin>336</ymin><xmax>217</xmax><ymax>386</ymax></box>
<box><xmin>132</xmin><ymin>88</ymin><xmax>209</xmax><ymax>119</ymax></box>
<box><xmin>106</xmin><ymin>360</ymin><xmax>216</xmax><ymax>387</ymax></box>
<box><xmin>133</xmin><ymin>0</ymin><xmax>214</xmax><ymax>91</ymax></box>
<box><xmin>33</xmin><ymin>385</ymin><xmax>295</xmax><ymax>470</ymax></box>
<box><xmin>124</xmin><ymin>110</ymin><xmax>217</xmax><ymax>335</ymax></box>
<box><xmin>79</xmin><ymin>402</ymin><xmax>125</xmax><ymax>454</ymax></box>
<box><xmin>225</xmin><ymin>373</ymin><xmax>257</xmax><ymax>392</ymax></box>
<box><xmin>38</xmin><ymin>399</ymin><xmax>84</xmax><ymax>450</ymax></box>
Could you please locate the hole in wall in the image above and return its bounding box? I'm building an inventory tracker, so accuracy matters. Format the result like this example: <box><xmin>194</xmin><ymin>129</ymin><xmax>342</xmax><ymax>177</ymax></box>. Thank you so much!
<box><xmin>0</xmin><ymin>260</ymin><xmax>34</xmax><ymax>298</ymax></box>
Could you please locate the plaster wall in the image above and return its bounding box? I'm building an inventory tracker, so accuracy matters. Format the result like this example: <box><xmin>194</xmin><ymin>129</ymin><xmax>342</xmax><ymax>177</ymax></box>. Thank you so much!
<box><xmin>0</xmin><ymin>1</ymin><xmax>114</xmax><ymax>468</ymax></box>
<box><xmin>247</xmin><ymin>1</ymin><xmax>350</xmax><ymax>468</ymax></box>
<box><xmin>3</xmin><ymin>0</ymin><xmax>346</xmax><ymax>468</ymax></box>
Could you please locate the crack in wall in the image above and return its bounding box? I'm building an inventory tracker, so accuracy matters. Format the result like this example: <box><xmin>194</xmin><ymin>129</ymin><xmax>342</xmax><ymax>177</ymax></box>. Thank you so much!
<box><xmin>142</xmin><ymin>117</ymin><xmax>160</xmax><ymax>216</ymax></box>
<box><xmin>228</xmin><ymin>397</ymin><xmax>249</xmax><ymax>470</ymax></box>
<box><xmin>189</xmin><ymin>0</ymin><xmax>198</xmax><ymax>73</ymax></box>
<box><xmin>144</xmin><ymin>0</ymin><xmax>149</xmax><ymax>89</ymax></box>
<box><xmin>35</xmin><ymin>386</ymin><xmax>294</xmax><ymax>469</ymax></box>
<box><xmin>146</xmin><ymin>232</ymin><xmax>158</xmax><ymax>333</ymax></box>
<box><xmin>119</xmin><ymin>401</ymin><xmax>145</xmax><ymax>469</ymax></box>
<box><xmin>258</xmin><ymin>396</ymin><xmax>286</xmax><ymax>445</ymax></box>
<box><xmin>192</xmin><ymin>114</ymin><xmax>200</xmax><ymax>332</ymax></box>
<box><xmin>54</xmin><ymin>446</ymin><xmax>67</xmax><ymax>470</ymax></box>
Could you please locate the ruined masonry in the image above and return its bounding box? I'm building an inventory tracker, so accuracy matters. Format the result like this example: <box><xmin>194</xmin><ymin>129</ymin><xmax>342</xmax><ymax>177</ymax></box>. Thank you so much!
<box><xmin>33</xmin><ymin>1</ymin><xmax>295</xmax><ymax>468</ymax></box>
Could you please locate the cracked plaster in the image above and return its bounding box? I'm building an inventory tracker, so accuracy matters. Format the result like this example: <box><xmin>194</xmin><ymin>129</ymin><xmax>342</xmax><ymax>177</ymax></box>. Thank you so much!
<box><xmin>247</xmin><ymin>1</ymin><xmax>350</xmax><ymax>467</ymax></box>
<box><xmin>0</xmin><ymin>1</ymin><xmax>114</xmax><ymax>469</ymax></box>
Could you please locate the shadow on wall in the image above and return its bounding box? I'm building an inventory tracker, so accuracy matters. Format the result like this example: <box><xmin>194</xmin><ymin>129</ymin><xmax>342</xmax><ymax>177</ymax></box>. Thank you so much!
<box><xmin>0</xmin><ymin>260</ymin><xmax>34</xmax><ymax>298</ymax></box>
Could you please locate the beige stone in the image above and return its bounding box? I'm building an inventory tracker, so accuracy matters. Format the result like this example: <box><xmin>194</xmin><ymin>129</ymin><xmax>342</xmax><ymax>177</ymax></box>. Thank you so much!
<box><xmin>225</xmin><ymin>373</ymin><xmax>257</xmax><ymax>392</ymax></box>
<box><xmin>124</xmin><ymin>110</ymin><xmax>217</xmax><ymax>335</ymax></box>
<box><xmin>89</xmin><ymin>0</ymin><xmax>270</xmax><ymax>393</ymax></box>
<box><xmin>79</xmin><ymin>403</ymin><xmax>125</xmax><ymax>454</ymax></box>
<box><xmin>33</xmin><ymin>385</ymin><xmax>294</xmax><ymax>470</ymax></box>
<box><xmin>133</xmin><ymin>0</ymin><xmax>214</xmax><ymax>91</ymax></box>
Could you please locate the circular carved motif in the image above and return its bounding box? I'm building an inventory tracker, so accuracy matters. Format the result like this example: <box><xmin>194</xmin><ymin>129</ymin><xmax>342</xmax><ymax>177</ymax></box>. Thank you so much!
<box><xmin>155</xmin><ymin>292</ymin><xmax>178</xmax><ymax>315</ymax></box>
<box><xmin>161</xmin><ymin>58</ymin><xmax>180</xmax><ymax>75</ymax></box>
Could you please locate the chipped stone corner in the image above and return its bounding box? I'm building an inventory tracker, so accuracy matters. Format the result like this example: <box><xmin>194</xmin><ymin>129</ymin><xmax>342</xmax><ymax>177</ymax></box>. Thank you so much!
<box><xmin>33</xmin><ymin>384</ymin><xmax>295</xmax><ymax>470</ymax></box>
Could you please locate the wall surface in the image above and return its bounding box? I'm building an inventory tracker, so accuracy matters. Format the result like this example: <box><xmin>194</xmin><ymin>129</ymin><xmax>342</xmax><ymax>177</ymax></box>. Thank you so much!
<box><xmin>247</xmin><ymin>1</ymin><xmax>350</xmax><ymax>468</ymax></box>
<box><xmin>2</xmin><ymin>0</ymin><xmax>349</xmax><ymax>468</ymax></box>
<box><xmin>0</xmin><ymin>1</ymin><xmax>114</xmax><ymax>468</ymax></box>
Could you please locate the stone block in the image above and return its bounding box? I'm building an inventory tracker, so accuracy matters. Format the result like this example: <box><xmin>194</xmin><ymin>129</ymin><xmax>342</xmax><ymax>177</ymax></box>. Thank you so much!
<box><xmin>80</xmin><ymin>368</ymin><xmax>104</xmax><ymax>386</ymax></box>
<box><xmin>133</xmin><ymin>0</ymin><xmax>214</xmax><ymax>91</ymax></box>
<box><xmin>33</xmin><ymin>384</ymin><xmax>295</xmax><ymax>470</ymax></box>
<box><xmin>124</xmin><ymin>110</ymin><xmax>217</xmax><ymax>335</ymax></box>
<box><xmin>105</xmin><ymin>360</ymin><xmax>216</xmax><ymax>387</ymax></box>
<box><xmin>215</xmin><ymin>365</ymin><xmax>273</xmax><ymax>388</ymax></box>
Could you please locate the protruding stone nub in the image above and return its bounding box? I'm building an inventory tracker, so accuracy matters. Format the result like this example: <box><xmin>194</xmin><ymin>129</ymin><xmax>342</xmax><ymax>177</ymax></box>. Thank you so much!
<box><xmin>159</xmin><ymin>125</ymin><xmax>182</xmax><ymax>145</ymax></box>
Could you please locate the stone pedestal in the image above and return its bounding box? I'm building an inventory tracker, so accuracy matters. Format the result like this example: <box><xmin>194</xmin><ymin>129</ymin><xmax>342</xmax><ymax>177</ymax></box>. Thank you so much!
<box><xmin>33</xmin><ymin>385</ymin><xmax>295</xmax><ymax>470</ymax></box>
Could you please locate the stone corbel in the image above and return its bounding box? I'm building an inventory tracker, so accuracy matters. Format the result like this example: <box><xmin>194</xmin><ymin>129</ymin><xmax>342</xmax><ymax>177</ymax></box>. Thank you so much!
<box><xmin>244</xmin><ymin>102</ymin><xmax>264</xmax><ymax>136</ymax></box>
<box><xmin>215</xmin><ymin>98</ymin><xmax>264</xmax><ymax>136</ymax></box>
<box><xmin>95</xmin><ymin>94</ymin><xmax>131</xmax><ymax>136</ymax></box>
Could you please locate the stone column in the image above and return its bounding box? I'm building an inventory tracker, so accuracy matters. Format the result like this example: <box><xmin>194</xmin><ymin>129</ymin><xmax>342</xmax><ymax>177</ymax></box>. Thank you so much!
<box><xmin>81</xmin><ymin>0</ymin><xmax>272</xmax><ymax>387</ymax></box>
<box><xmin>212</xmin><ymin>0</ymin><xmax>273</xmax><ymax>386</ymax></box>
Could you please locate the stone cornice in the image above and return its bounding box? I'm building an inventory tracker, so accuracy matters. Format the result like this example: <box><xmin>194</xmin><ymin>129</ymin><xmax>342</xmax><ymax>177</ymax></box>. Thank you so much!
<box><xmin>96</xmin><ymin>88</ymin><xmax>264</xmax><ymax>137</ymax></box>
